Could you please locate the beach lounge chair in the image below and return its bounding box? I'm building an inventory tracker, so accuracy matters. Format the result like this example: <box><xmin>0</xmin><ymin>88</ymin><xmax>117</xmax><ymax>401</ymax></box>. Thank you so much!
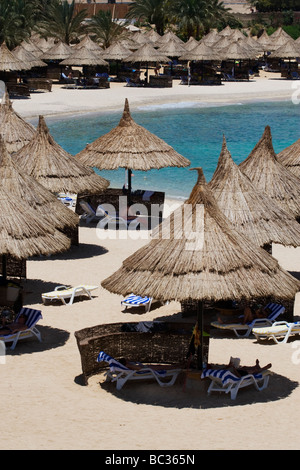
<box><xmin>121</xmin><ymin>293</ymin><xmax>153</xmax><ymax>312</ymax></box>
<box><xmin>79</xmin><ymin>201</ymin><xmax>103</xmax><ymax>224</ymax></box>
<box><xmin>41</xmin><ymin>285</ymin><xmax>98</xmax><ymax>305</ymax></box>
<box><xmin>201</xmin><ymin>368</ymin><xmax>272</xmax><ymax>400</ymax></box>
<box><xmin>252</xmin><ymin>321</ymin><xmax>300</xmax><ymax>344</ymax></box>
<box><xmin>97</xmin><ymin>351</ymin><xmax>181</xmax><ymax>390</ymax></box>
<box><xmin>0</xmin><ymin>307</ymin><xmax>42</xmax><ymax>350</ymax></box>
<box><xmin>211</xmin><ymin>303</ymin><xmax>285</xmax><ymax>338</ymax></box>
<box><xmin>291</xmin><ymin>71</ymin><xmax>300</xmax><ymax>80</ymax></box>
<box><xmin>96</xmin><ymin>205</ymin><xmax>139</xmax><ymax>229</ymax></box>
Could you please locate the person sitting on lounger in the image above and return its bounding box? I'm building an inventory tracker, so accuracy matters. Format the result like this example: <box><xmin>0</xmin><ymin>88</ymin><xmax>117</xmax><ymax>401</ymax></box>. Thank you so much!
<box><xmin>227</xmin><ymin>357</ymin><xmax>272</xmax><ymax>378</ymax></box>
<box><xmin>217</xmin><ymin>303</ymin><xmax>271</xmax><ymax>325</ymax></box>
<box><xmin>0</xmin><ymin>313</ymin><xmax>27</xmax><ymax>335</ymax></box>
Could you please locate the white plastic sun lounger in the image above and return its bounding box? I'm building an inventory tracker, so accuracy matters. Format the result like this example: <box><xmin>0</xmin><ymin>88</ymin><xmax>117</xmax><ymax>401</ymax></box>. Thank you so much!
<box><xmin>0</xmin><ymin>307</ymin><xmax>42</xmax><ymax>350</ymax></box>
<box><xmin>253</xmin><ymin>321</ymin><xmax>300</xmax><ymax>344</ymax></box>
<box><xmin>42</xmin><ymin>285</ymin><xmax>98</xmax><ymax>305</ymax></box>
<box><xmin>97</xmin><ymin>351</ymin><xmax>181</xmax><ymax>390</ymax></box>
<box><xmin>121</xmin><ymin>293</ymin><xmax>153</xmax><ymax>312</ymax></box>
<box><xmin>201</xmin><ymin>368</ymin><xmax>272</xmax><ymax>400</ymax></box>
<box><xmin>211</xmin><ymin>303</ymin><xmax>285</xmax><ymax>338</ymax></box>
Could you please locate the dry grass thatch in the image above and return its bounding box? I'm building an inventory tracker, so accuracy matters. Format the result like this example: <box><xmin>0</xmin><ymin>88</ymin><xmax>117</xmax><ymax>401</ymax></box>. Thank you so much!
<box><xmin>101</xmin><ymin>168</ymin><xmax>300</xmax><ymax>303</ymax></box>
<box><xmin>0</xmin><ymin>90</ymin><xmax>36</xmax><ymax>153</ymax></box>
<box><xmin>239</xmin><ymin>126</ymin><xmax>300</xmax><ymax>220</ymax></box>
<box><xmin>13</xmin><ymin>45</ymin><xmax>47</xmax><ymax>68</ymax></box>
<box><xmin>157</xmin><ymin>38</ymin><xmax>187</xmax><ymax>57</ymax></box>
<box><xmin>122</xmin><ymin>43</ymin><xmax>170</xmax><ymax>63</ymax></box>
<box><xmin>277</xmin><ymin>138</ymin><xmax>300</xmax><ymax>179</ymax></box>
<box><xmin>76</xmin><ymin>98</ymin><xmax>190</xmax><ymax>171</ymax></box>
<box><xmin>209</xmin><ymin>136</ymin><xmax>300</xmax><ymax>248</ymax></box>
<box><xmin>40</xmin><ymin>40</ymin><xmax>73</xmax><ymax>61</ymax></box>
<box><xmin>60</xmin><ymin>47</ymin><xmax>108</xmax><ymax>66</ymax></box>
<box><xmin>0</xmin><ymin>136</ymin><xmax>78</xmax><ymax>230</ymax></box>
<box><xmin>13</xmin><ymin>115</ymin><xmax>110</xmax><ymax>195</ymax></box>
<box><xmin>20</xmin><ymin>39</ymin><xmax>44</xmax><ymax>58</ymax></box>
<box><xmin>102</xmin><ymin>42</ymin><xmax>131</xmax><ymax>61</ymax></box>
<box><xmin>179</xmin><ymin>41</ymin><xmax>222</xmax><ymax>61</ymax></box>
<box><xmin>0</xmin><ymin>42</ymin><xmax>29</xmax><ymax>72</ymax></box>
<box><xmin>0</xmin><ymin>185</ymin><xmax>70</xmax><ymax>259</ymax></box>
<box><xmin>269</xmin><ymin>39</ymin><xmax>300</xmax><ymax>58</ymax></box>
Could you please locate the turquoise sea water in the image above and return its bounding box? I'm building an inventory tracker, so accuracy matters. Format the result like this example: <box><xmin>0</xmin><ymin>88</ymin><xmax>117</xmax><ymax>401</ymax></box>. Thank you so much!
<box><xmin>42</xmin><ymin>100</ymin><xmax>299</xmax><ymax>199</ymax></box>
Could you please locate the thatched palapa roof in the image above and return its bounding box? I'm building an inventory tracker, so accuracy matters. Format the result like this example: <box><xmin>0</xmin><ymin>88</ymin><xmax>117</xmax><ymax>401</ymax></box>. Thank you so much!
<box><xmin>277</xmin><ymin>138</ymin><xmax>300</xmax><ymax>179</ymax></box>
<box><xmin>102</xmin><ymin>42</ymin><xmax>131</xmax><ymax>61</ymax></box>
<box><xmin>76</xmin><ymin>98</ymin><xmax>190</xmax><ymax>171</ymax></box>
<box><xmin>0</xmin><ymin>136</ymin><xmax>78</xmax><ymax>231</ymax></box>
<box><xmin>0</xmin><ymin>185</ymin><xmax>70</xmax><ymax>259</ymax></box>
<box><xmin>102</xmin><ymin>168</ymin><xmax>299</xmax><ymax>302</ymax></box>
<box><xmin>179</xmin><ymin>41</ymin><xmax>221</xmax><ymax>61</ymax></box>
<box><xmin>239</xmin><ymin>126</ymin><xmax>300</xmax><ymax>220</ymax></box>
<box><xmin>122</xmin><ymin>43</ymin><xmax>170</xmax><ymax>64</ymax></box>
<box><xmin>40</xmin><ymin>40</ymin><xmax>73</xmax><ymax>61</ymax></box>
<box><xmin>209</xmin><ymin>136</ymin><xmax>300</xmax><ymax>248</ymax></box>
<box><xmin>13</xmin><ymin>45</ymin><xmax>47</xmax><ymax>68</ymax></box>
<box><xmin>0</xmin><ymin>91</ymin><xmax>36</xmax><ymax>153</ymax></box>
<box><xmin>60</xmin><ymin>47</ymin><xmax>108</xmax><ymax>66</ymax></box>
<box><xmin>0</xmin><ymin>42</ymin><xmax>29</xmax><ymax>71</ymax></box>
<box><xmin>13</xmin><ymin>116</ymin><xmax>109</xmax><ymax>195</ymax></box>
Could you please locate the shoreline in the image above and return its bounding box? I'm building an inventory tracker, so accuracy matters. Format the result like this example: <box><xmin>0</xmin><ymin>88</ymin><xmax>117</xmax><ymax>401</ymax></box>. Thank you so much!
<box><xmin>11</xmin><ymin>74</ymin><xmax>296</xmax><ymax>120</ymax></box>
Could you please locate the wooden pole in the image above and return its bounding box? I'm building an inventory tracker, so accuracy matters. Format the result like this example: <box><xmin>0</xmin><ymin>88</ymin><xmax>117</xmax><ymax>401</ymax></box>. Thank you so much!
<box><xmin>197</xmin><ymin>300</ymin><xmax>204</xmax><ymax>370</ymax></box>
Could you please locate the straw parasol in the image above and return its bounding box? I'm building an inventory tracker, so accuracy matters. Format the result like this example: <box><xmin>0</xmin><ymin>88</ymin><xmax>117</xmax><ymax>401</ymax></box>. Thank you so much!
<box><xmin>20</xmin><ymin>39</ymin><xmax>44</xmax><ymax>58</ymax></box>
<box><xmin>102</xmin><ymin>168</ymin><xmax>300</xmax><ymax>365</ymax></box>
<box><xmin>143</xmin><ymin>29</ymin><xmax>161</xmax><ymax>43</ymax></box>
<box><xmin>157</xmin><ymin>38</ymin><xmax>187</xmax><ymax>58</ymax></box>
<box><xmin>12</xmin><ymin>45</ymin><xmax>47</xmax><ymax>69</ymax></box>
<box><xmin>0</xmin><ymin>90</ymin><xmax>36</xmax><ymax>153</ymax></box>
<box><xmin>179</xmin><ymin>41</ymin><xmax>222</xmax><ymax>61</ymax></box>
<box><xmin>0</xmin><ymin>42</ymin><xmax>29</xmax><ymax>72</ymax></box>
<box><xmin>269</xmin><ymin>39</ymin><xmax>300</xmax><ymax>59</ymax></box>
<box><xmin>122</xmin><ymin>43</ymin><xmax>170</xmax><ymax>83</ymax></box>
<box><xmin>72</xmin><ymin>35</ymin><xmax>104</xmax><ymax>55</ymax></box>
<box><xmin>0</xmin><ymin>184</ymin><xmax>71</xmax><ymax>262</ymax></box>
<box><xmin>239</xmin><ymin>126</ymin><xmax>300</xmax><ymax>221</ymax></box>
<box><xmin>102</xmin><ymin>42</ymin><xmax>131</xmax><ymax>61</ymax></box>
<box><xmin>12</xmin><ymin>115</ymin><xmax>110</xmax><ymax>195</ymax></box>
<box><xmin>60</xmin><ymin>47</ymin><xmax>108</xmax><ymax>67</ymax></box>
<box><xmin>218</xmin><ymin>40</ymin><xmax>258</xmax><ymax>60</ymax></box>
<box><xmin>0</xmin><ymin>136</ymin><xmax>78</xmax><ymax>232</ymax></box>
<box><xmin>201</xmin><ymin>30</ymin><xmax>221</xmax><ymax>46</ymax></box>
<box><xmin>209</xmin><ymin>136</ymin><xmax>300</xmax><ymax>249</ymax></box>
<box><xmin>40</xmin><ymin>40</ymin><xmax>73</xmax><ymax>61</ymax></box>
<box><xmin>76</xmin><ymin>98</ymin><xmax>190</xmax><ymax>202</ymax></box>
<box><xmin>219</xmin><ymin>25</ymin><xmax>233</xmax><ymax>37</ymax></box>
<box><xmin>184</xmin><ymin>37</ymin><xmax>199</xmax><ymax>51</ymax></box>
<box><xmin>270</xmin><ymin>27</ymin><xmax>291</xmax><ymax>40</ymax></box>
<box><xmin>256</xmin><ymin>30</ymin><xmax>273</xmax><ymax>52</ymax></box>
<box><xmin>156</xmin><ymin>31</ymin><xmax>185</xmax><ymax>47</ymax></box>
<box><xmin>277</xmin><ymin>138</ymin><xmax>300</xmax><ymax>179</ymax></box>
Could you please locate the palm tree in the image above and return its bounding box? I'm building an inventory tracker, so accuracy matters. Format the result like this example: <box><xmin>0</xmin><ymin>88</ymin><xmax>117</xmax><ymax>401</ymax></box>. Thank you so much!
<box><xmin>167</xmin><ymin>0</ymin><xmax>230</xmax><ymax>38</ymax></box>
<box><xmin>126</xmin><ymin>0</ymin><xmax>166</xmax><ymax>36</ymax></box>
<box><xmin>37</xmin><ymin>0</ymin><xmax>88</xmax><ymax>45</ymax></box>
<box><xmin>0</xmin><ymin>0</ymin><xmax>38</xmax><ymax>49</ymax></box>
<box><xmin>88</xmin><ymin>10</ymin><xmax>129</xmax><ymax>49</ymax></box>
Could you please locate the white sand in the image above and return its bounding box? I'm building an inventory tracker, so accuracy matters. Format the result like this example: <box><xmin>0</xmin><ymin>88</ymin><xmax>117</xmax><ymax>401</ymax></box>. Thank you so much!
<box><xmin>2</xmin><ymin>77</ymin><xmax>300</xmax><ymax>451</ymax></box>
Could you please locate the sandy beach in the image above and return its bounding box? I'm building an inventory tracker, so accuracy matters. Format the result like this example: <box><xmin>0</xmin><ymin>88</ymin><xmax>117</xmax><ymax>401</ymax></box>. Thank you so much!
<box><xmin>1</xmin><ymin>76</ymin><xmax>300</xmax><ymax>451</ymax></box>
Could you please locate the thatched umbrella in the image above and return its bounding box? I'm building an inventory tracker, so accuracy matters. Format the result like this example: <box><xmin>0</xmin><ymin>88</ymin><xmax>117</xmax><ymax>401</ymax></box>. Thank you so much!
<box><xmin>76</xmin><ymin>98</ymin><xmax>190</xmax><ymax>203</ymax></box>
<box><xmin>102</xmin><ymin>42</ymin><xmax>131</xmax><ymax>60</ymax></box>
<box><xmin>157</xmin><ymin>38</ymin><xmax>187</xmax><ymax>58</ymax></box>
<box><xmin>72</xmin><ymin>35</ymin><xmax>104</xmax><ymax>55</ymax></box>
<box><xmin>270</xmin><ymin>27</ymin><xmax>292</xmax><ymax>40</ymax></box>
<box><xmin>0</xmin><ymin>184</ymin><xmax>71</xmax><ymax>265</ymax></box>
<box><xmin>219</xmin><ymin>26</ymin><xmax>233</xmax><ymax>37</ymax></box>
<box><xmin>144</xmin><ymin>29</ymin><xmax>161</xmax><ymax>43</ymax></box>
<box><xmin>219</xmin><ymin>40</ymin><xmax>258</xmax><ymax>60</ymax></box>
<box><xmin>239</xmin><ymin>126</ymin><xmax>300</xmax><ymax>221</ymax></box>
<box><xmin>0</xmin><ymin>42</ymin><xmax>29</xmax><ymax>72</ymax></box>
<box><xmin>256</xmin><ymin>31</ymin><xmax>273</xmax><ymax>52</ymax></box>
<box><xmin>0</xmin><ymin>136</ymin><xmax>78</xmax><ymax>232</ymax></box>
<box><xmin>184</xmin><ymin>37</ymin><xmax>199</xmax><ymax>51</ymax></box>
<box><xmin>0</xmin><ymin>90</ymin><xmax>36</xmax><ymax>153</ymax></box>
<box><xmin>277</xmin><ymin>138</ymin><xmax>300</xmax><ymax>179</ymax></box>
<box><xmin>102</xmin><ymin>168</ymin><xmax>300</xmax><ymax>366</ymax></box>
<box><xmin>209</xmin><ymin>136</ymin><xmax>300</xmax><ymax>249</ymax></box>
<box><xmin>269</xmin><ymin>39</ymin><xmax>300</xmax><ymax>59</ymax></box>
<box><xmin>123</xmin><ymin>43</ymin><xmax>170</xmax><ymax>83</ymax></box>
<box><xmin>12</xmin><ymin>115</ymin><xmax>109</xmax><ymax>195</ymax></box>
<box><xmin>20</xmin><ymin>39</ymin><xmax>44</xmax><ymax>58</ymax></box>
<box><xmin>31</xmin><ymin>35</ymin><xmax>57</xmax><ymax>53</ymax></box>
<box><xmin>60</xmin><ymin>47</ymin><xmax>108</xmax><ymax>67</ymax></box>
<box><xmin>201</xmin><ymin>30</ymin><xmax>221</xmax><ymax>46</ymax></box>
<box><xmin>12</xmin><ymin>45</ymin><xmax>47</xmax><ymax>69</ymax></box>
<box><xmin>156</xmin><ymin>31</ymin><xmax>185</xmax><ymax>47</ymax></box>
<box><xmin>179</xmin><ymin>41</ymin><xmax>221</xmax><ymax>61</ymax></box>
<box><xmin>40</xmin><ymin>40</ymin><xmax>73</xmax><ymax>61</ymax></box>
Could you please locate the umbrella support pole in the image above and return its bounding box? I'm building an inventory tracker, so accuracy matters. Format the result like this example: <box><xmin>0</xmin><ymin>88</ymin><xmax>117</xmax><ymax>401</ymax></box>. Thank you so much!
<box><xmin>197</xmin><ymin>301</ymin><xmax>204</xmax><ymax>370</ymax></box>
<box><xmin>128</xmin><ymin>169</ymin><xmax>132</xmax><ymax>206</ymax></box>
